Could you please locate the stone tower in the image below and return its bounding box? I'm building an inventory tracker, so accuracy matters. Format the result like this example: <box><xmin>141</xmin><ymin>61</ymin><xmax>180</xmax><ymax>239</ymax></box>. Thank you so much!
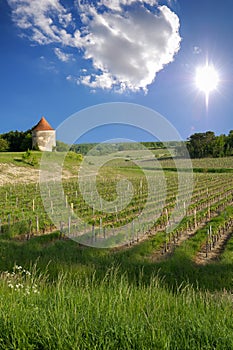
<box><xmin>32</xmin><ymin>117</ymin><xmax>56</xmax><ymax>152</ymax></box>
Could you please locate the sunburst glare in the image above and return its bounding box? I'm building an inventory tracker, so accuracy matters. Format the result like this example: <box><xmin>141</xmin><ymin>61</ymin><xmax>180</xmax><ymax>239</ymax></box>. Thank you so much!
<box><xmin>195</xmin><ymin>63</ymin><xmax>219</xmax><ymax>109</ymax></box>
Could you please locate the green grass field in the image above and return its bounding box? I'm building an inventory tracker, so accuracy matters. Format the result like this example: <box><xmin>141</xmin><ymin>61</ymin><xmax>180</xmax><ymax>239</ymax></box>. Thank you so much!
<box><xmin>1</xmin><ymin>151</ymin><xmax>233</xmax><ymax>349</ymax></box>
<box><xmin>0</xmin><ymin>151</ymin><xmax>42</xmax><ymax>167</ymax></box>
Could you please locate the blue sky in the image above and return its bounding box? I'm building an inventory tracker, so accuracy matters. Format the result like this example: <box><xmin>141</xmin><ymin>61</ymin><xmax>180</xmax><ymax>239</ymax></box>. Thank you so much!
<box><xmin>1</xmin><ymin>0</ymin><xmax>233</xmax><ymax>142</ymax></box>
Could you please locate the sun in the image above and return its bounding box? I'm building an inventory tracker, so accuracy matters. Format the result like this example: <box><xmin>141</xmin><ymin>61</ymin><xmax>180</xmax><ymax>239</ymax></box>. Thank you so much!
<box><xmin>195</xmin><ymin>63</ymin><xmax>219</xmax><ymax>108</ymax></box>
<box><xmin>195</xmin><ymin>64</ymin><xmax>219</xmax><ymax>93</ymax></box>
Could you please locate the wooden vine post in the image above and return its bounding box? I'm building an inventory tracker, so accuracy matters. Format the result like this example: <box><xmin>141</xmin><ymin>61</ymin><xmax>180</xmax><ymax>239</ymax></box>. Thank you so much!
<box><xmin>60</xmin><ymin>221</ymin><xmax>64</xmax><ymax>239</ymax></box>
<box><xmin>36</xmin><ymin>216</ymin><xmax>39</xmax><ymax>234</ymax></box>
<box><xmin>71</xmin><ymin>203</ymin><xmax>74</xmax><ymax>214</ymax></box>
<box><xmin>68</xmin><ymin>216</ymin><xmax>71</xmax><ymax>235</ymax></box>
<box><xmin>193</xmin><ymin>208</ymin><xmax>197</xmax><ymax>229</ymax></box>
<box><xmin>8</xmin><ymin>214</ymin><xmax>11</xmax><ymax>233</ymax></box>
<box><xmin>208</xmin><ymin>204</ymin><xmax>211</xmax><ymax>221</ymax></box>
<box><xmin>206</xmin><ymin>228</ymin><xmax>209</xmax><ymax>258</ymax></box>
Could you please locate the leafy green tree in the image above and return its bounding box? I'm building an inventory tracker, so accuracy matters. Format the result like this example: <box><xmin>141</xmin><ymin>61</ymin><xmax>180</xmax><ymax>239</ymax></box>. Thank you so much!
<box><xmin>20</xmin><ymin>133</ymin><xmax>32</xmax><ymax>151</ymax></box>
<box><xmin>187</xmin><ymin>131</ymin><xmax>216</xmax><ymax>158</ymax></box>
<box><xmin>212</xmin><ymin>134</ymin><xmax>226</xmax><ymax>157</ymax></box>
<box><xmin>22</xmin><ymin>149</ymin><xmax>38</xmax><ymax>166</ymax></box>
<box><xmin>1</xmin><ymin>129</ymin><xmax>32</xmax><ymax>151</ymax></box>
<box><xmin>225</xmin><ymin>130</ymin><xmax>233</xmax><ymax>156</ymax></box>
<box><xmin>0</xmin><ymin>138</ymin><xmax>9</xmax><ymax>151</ymax></box>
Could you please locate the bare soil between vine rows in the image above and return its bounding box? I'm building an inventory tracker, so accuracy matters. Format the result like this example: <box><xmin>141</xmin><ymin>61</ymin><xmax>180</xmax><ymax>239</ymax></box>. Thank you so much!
<box><xmin>194</xmin><ymin>228</ymin><xmax>233</xmax><ymax>265</ymax></box>
<box><xmin>150</xmin><ymin>223</ymin><xmax>206</xmax><ymax>263</ymax></box>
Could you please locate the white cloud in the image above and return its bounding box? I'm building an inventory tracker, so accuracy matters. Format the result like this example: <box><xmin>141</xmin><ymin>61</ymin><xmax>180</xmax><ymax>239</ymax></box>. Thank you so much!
<box><xmin>80</xmin><ymin>72</ymin><xmax>117</xmax><ymax>90</ymax></box>
<box><xmin>8</xmin><ymin>0</ymin><xmax>73</xmax><ymax>44</ymax></box>
<box><xmin>98</xmin><ymin>0</ymin><xmax>158</xmax><ymax>11</ymax></box>
<box><xmin>66</xmin><ymin>74</ymin><xmax>73</xmax><ymax>81</ymax></box>
<box><xmin>54</xmin><ymin>47</ymin><xmax>74</xmax><ymax>62</ymax></box>
<box><xmin>77</xmin><ymin>2</ymin><xmax>181</xmax><ymax>92</ymax></box>
<box><xmin>8</xmin><ymin>0</ymin><xmax>181</xmax><ymax>92</ymax></box>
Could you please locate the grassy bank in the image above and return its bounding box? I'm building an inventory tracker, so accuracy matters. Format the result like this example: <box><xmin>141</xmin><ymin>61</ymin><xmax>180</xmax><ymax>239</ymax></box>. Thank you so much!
<box><xmin>1</xmin><ymin>264</ymin><xmax>233</xmax><ymax>350</ymax></box>
<box><xmin>0</xmin><ymin>218</ymin><xmax>233</xmax><ymax>349</ymax></box>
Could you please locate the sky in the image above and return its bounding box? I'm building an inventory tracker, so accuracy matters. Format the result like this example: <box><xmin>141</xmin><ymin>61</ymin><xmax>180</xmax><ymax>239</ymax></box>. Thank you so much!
<box><xmin>1</xmin><ymin>0</ymin><xmax>233</xmax><ymax>142</ymax></box>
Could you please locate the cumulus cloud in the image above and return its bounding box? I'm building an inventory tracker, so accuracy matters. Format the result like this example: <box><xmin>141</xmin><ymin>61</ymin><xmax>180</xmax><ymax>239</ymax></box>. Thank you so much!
<box><xmin>8</xmin><ymin>0</ymin><xmax>181</xmax><ymax>92</ymax></box>
<box><xmin>77</xmin><ymin>1</ymin><xmax>181</xmax><ymax>92</ymax></box>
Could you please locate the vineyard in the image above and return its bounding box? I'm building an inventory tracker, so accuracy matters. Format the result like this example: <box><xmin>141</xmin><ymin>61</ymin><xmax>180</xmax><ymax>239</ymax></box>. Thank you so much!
<box><xmin>0</xmin><ymin>154</ymin><xmax>233</xmax><ymax>349</ymax></box>
<box><xmin>1</xmin><ymin>159</ymin><xmax>233</xmax><ymax>252</ymax></box>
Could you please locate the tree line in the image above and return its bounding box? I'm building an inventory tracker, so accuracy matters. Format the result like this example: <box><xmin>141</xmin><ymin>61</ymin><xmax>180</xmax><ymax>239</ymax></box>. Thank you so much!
<box><xmin>1</xmin><ymin>128</ymin><xmax>233</xmax><ymax>159</ymax></box>
<box><xmin>57</xmin><ymin>141</ymin><xmax>166</xmax><ymax>155</ymax></box>
<box><xmin>187</xmin><ymin>131</ymin><xmax>233</xmax><ymax>158</ymax></box>
<box><xmin>0</xmin><ymin>130</ymin><xmax>32</xmax><ymax>152</ymax></box>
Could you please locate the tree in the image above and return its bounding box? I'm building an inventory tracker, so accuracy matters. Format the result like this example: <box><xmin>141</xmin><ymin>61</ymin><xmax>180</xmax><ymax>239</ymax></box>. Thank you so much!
<box><xmin>1</xmin><ymin>129</ymin><xmax>32</xmax><ymax>151</ymax></box>
<box><xmin>212</xmin><ymin>134</ymin><xmax>226</xmax><ymax>157</ymax></box>
<box><xmin>225</xmin><ymin>130</ymin><xmax>233</xmax><ymax>156</ymax></box>
<box><xmin>0</xmin><ymin>138</ymin><xmax>9</xmax><ymax>151</ymax></box>
<box><xmin>187</xmin><ymin>131</ymin><xmax>216</xmax><ymax>158</ymax></box>
<box><xmin>20</xmin><ymin>133</ymin><xmax>32</xmax><ymax>151</ymax></box>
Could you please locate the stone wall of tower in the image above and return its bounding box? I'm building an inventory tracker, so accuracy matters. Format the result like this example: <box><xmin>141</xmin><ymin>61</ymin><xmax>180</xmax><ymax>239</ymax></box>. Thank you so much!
<box><xmin>32</xmin><ymin>130</ymin><xmax>56</xmax><ymax>152</ymax></box>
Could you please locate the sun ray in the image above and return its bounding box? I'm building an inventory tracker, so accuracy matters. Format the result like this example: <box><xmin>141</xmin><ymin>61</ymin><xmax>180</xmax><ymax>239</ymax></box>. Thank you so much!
<box><xmin>205</xmin><ymin>91</ymin><xmax>209</xmax><ymax>110</ymax></box>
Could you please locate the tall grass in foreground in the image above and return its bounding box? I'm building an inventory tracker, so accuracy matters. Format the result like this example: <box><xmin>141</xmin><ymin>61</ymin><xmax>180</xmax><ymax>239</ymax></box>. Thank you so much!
<box><xmin>0</xmin><ymin>266</ymin><xmax>233</xmax><ymax>350</ymax></box>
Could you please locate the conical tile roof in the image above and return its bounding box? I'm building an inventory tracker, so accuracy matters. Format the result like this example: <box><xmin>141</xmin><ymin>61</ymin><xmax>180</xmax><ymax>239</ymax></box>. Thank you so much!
<box><xmin>32</xmin><ymin>117</ymin><xmax>54</xmax><ymax>131</ymax></box>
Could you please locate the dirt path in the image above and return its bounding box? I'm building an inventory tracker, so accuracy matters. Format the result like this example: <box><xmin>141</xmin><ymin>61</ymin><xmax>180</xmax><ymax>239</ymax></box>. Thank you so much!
<box><xmin>0</xmin><ymin>163</ymin><xmax>40</xmax><ymax>185</ymax></box>
<box><xmin>0</xmin><ymin>163</ymin><xmax>75</xmax><ymax>186</ymax></box>
<box><xmin>150</xmin><ymin>222</ymin><xmax>207</xmax><ymax>263</ymax></box>
<box><xmin>194</xmin><ymin>228</ymin><xmax>233</xmax><ymax>265</ymax></box>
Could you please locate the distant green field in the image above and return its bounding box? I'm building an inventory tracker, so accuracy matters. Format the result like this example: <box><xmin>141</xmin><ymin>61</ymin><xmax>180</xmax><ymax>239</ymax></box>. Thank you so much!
<box><xmin>0</xmin><ymin>151</ymin><xmax>82</xmax><ymax>175</ymax></box>
<box><xmin>0</xmin><ymin>151</ymin><xmax>42</xmax><ymax>167</ymax></box>
<box><xmin>1</xmin><ymin>150</ymin><xmax>232</xmax><ymax>170</ymax></box>
<box><xmin>163</xmin><ymin>156</ymin><xmax>233</xmax><ymax>169</ymax></box>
